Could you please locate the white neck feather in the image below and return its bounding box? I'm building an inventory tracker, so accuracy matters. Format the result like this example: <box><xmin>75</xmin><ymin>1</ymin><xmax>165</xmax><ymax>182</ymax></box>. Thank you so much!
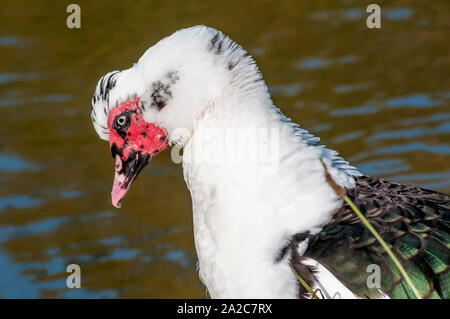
<box><xmin>181</xmin><ymin>70</ymin><xmax>360</xmax><ymax>297</ymax></box>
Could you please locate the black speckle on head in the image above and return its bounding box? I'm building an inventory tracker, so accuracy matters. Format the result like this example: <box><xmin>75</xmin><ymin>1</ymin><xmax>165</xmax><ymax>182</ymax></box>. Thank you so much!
<box><xmin>100</xmin><ymin>71</ymin><xmax>119</xmax><ymax>102</ymax></box>
<box><xmin>210</xmin><ymin>33</ymin><xmax>219</xmax><ymax>48</ymax></box>
<box><xmin>141</xmin><ymin>132</ymin><xmax>147</xmax><ymax>138</ymax></box>
<box><xmin>151</xmin><ymin>82</ymin><xmax>168</xmax><ymax>110</ymax></box>
<box><xmin>228</xmin><ymin>61</ymin><xmax>237</xmax><ymax>70</ymax></box>
<box><xmin>92</xmin><ymin>71</ymin><xmax>120</xmax><ymax>106</ymax></box>
<box><xmin>150</xmin><ymin>71</ymin><xmax>179</xmax><ymax>110</ymax></box>
<box><xmin>91</xmin><ymin>71</ymin><xmax>121</xmax><ymax>124</ymax></box>
<box><xmin>138</xmin><ymin>101</ymin><xmax>146</xmax><ymax>112</ymax></box>
<box><xmin>209</xmin><ymin>32</ymin><xmax>224</xmax><ymax>55</ymax></box>
<box><xmin>160</xmin><ymin>136</ymin><xmax>165</xmax><ymax>142</ymax></box>
<box><xmin>140</xmin><ymin>145</ymin><xmax>144</xmax><ymax>149</ymax></box>
<box><xmin>216</xmin><ymin>41</ymin><xmax>223</xmax><ymax>54</ymax></box>
<box><xmin>167</xmin><ymin>71</ymin><xmax>180</xmax><ymax>83</ymax></box>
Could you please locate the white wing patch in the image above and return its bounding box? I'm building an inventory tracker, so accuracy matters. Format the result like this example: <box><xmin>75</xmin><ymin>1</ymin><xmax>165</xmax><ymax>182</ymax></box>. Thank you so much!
<box><xmin>301</xmin><ymin>258</ymin><xmax>391</xmax><ymax>299</ymax></box>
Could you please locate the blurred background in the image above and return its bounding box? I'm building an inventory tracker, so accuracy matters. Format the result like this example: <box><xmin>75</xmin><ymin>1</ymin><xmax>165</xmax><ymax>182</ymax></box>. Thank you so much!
<box><xmin>0</xmin><ymin>0</ymin><xmax>448</xmax><ymax>298</ymax></box>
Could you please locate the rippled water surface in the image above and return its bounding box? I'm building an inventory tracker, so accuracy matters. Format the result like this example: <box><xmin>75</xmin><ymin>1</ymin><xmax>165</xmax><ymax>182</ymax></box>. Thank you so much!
<box><xmin>0</xmin><ymin>1</ymin><xmax>449</xmax><ymax>298</ymax></box>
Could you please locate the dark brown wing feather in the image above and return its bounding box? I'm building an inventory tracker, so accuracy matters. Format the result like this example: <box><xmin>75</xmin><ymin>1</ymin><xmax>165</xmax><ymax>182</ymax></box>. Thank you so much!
<box><xmin>301</xmin><ymin>175</ymin><xmax>450</xmax><ymax>299</ymax></box>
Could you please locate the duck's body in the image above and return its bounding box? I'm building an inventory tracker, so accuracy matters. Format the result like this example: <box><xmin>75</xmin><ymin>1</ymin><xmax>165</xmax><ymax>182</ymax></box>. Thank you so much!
<box><xmin>91</xmin><ymin>26</ymin><xmax>450</xmax><ymax>299</ymax></box>
<box><xmin>181</xmin><ymin>78</ymin><xmax>358</xmax><ymax>298</ymax></box>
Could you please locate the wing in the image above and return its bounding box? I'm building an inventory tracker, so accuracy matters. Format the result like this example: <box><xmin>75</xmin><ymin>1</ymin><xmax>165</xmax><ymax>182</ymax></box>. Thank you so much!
<box><xmin>303</xmin><ymin>175</ymin><xmax>450</xmax><ymax>299</ymax></box>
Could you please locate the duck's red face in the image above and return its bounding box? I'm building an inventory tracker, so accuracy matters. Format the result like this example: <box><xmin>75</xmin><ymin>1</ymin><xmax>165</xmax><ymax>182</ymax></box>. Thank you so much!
<box><xmin>107</xmin><ymin>98</ymin><xmax>168</xmax><ymax>208</ymax></box>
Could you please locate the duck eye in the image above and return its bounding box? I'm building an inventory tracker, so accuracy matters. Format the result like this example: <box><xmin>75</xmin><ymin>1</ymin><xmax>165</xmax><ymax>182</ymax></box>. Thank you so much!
<box><xmin>116</xmin><ymin>115</ymin><xmax>127</xmax><ymax>127</ymax></box>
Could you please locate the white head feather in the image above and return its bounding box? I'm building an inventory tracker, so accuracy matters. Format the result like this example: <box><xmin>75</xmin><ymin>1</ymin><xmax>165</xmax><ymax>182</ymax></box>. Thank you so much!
<box><xmin>91</xmin><ymin>25</ymin><xmax>268</xmax><ymax>146</ymax></box>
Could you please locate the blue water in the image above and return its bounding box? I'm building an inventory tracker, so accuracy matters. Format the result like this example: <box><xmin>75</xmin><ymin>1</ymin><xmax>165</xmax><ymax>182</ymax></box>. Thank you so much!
<box><xmin>333</xmin><ymin>83</ymin><xmax>371</xmax><ymax>94</ymax></box>
<box><xmin>358</xmin><ymin>158</ymin><xmax>410</xmax><ymax>176</ymax></box>
<box><xmin>331</xmin><ymin>104</ymin><xmax>379</xmax><ymax>116</ymax></box>
<box><xmin>269</xmin><ymin>83</ymin><xmax>305</xmax><ymax>97</ymax></box>
<box><xmin>0</xmin><ymin>73</ymin><xmax>40</xmax><ymax>84</ymax></box>
<box><xmin>374</xmin><ymin>142</ymin><xmax>450</xmax><ymax>156</ymax></box>
<box><xmin>309</xmin><ymin>7</ymin><xmax>413</xmax><ymax>22</ymax></box>
<box><xmin>0</xmin><ymin>195</ymin><xmax>43</xmax><ymax>212</ymax></box>
<box><xmin>296</xmin><ymin>55</ymin><xmax>358</xmax><ymax>70</ymax></box>
<box><xmin>297</xmin><ymin>58</ymin><xmax>331</xmax><ymax>70</ymax></box>
<box><xmin>0</xmin><ymin>155</ymin><xmax>39</xmax><ymax>172</ymax></box>
<box><xmin>0</xmin><ymin>36</ymin><xmax>25</xmax><ymax>47</ymax></box>
<box><xmin>0</xmin><ymin>94</ymin><xmax>72</xmax><ymax>108</ymax></box>
<box><xmin>386</xmin><ymin>94</ymin><xmax>443</xmax><ymax>108</ymax></box>
<box><xmin>385</xmin><ymin>8</ymin><xmax>413</xmax><ymax>20</ymax></box>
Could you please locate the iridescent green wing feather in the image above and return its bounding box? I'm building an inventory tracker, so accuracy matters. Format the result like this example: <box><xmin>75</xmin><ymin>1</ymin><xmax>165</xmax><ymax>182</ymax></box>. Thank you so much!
<box><xmin>303</xmin><ymin>176</ymin><xmax>450</xmax><ymax>299</ymax></box>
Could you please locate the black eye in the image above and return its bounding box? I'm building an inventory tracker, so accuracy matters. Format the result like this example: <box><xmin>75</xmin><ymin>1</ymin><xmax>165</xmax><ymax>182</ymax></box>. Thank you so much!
<box><xmin>116</xmin><ymin>115</ymin><xmax>127</xmax><ymax>127</ymax></box>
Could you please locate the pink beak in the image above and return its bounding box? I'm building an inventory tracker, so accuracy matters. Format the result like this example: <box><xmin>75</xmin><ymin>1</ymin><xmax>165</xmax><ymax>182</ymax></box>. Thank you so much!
<box><xmin>111</xmin><ymin>153</ymin><xmax>150</xmax><ymax>208</ymax></box>
<box><xmin>111</xmin><ymin>155</ymin><xmax>128</xmax><ymax>208</ymax></box>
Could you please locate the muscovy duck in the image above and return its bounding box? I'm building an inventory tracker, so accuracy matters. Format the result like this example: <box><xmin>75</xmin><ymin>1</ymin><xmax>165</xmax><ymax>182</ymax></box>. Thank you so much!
<box><xmin>91</xmin><ymin>26</ymin><xmax>449</xmax><ymax>299</ymax></box>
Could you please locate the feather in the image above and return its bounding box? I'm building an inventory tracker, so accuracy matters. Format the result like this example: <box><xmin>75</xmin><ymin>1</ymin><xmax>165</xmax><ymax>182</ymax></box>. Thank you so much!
<box><xmin>301</xmin><ymin>175</ymin><xmax>450</xmax><ymax>298</ymax></box>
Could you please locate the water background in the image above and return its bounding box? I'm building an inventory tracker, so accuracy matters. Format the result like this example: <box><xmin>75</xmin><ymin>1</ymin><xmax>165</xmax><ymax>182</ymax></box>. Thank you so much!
<box><xmin>0</xmin><ymin>1</ymin><xmax>448</xmax><ymax>298</ymax></box>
